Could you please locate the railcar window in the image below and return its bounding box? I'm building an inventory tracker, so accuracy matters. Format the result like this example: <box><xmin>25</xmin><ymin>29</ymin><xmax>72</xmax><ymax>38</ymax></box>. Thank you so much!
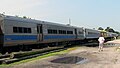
<box><xmin>28</xmin><ymin>28</ymin><xmax>31</xmax><ymax>33</ymax></box>
<box><xmin>71</xmin><ymin>31</ymin><xmax>73</xmax><ymax>34</ymax></box>
<box><xmin>18</xmin><ymin>27</ymin><xmax>23</xmax><ymax>33</ymax></box>
<box><xmin>78</xmin><ymin>31</ymin><xmax>83</xmax><ymax>34</ymax></box>
<box><xmin>48</xmin><ymin>29</ymin><xmax>57</xmax><ymax>34</ymax></box>
<box><xmin>88</xmin><ymin>32</ymin><xmax>99</xmax><ymax>34</ymax></box>
<box><xmin>13</xmin><ymin>27</ymin><xmax>18</xmax><ymax>33</ymax></box>
<box><xmin>13</xmin><ymin>27</ymin><xmax>32</xmax><ymax>33</ymax></box>
<box><xmin>48</xmin><ymin>29</ymin><xmax>52</xmax><ymax>34</ymax></box>
<box><xmin>59</xmin><ymin>30</ymin><xmax>62</xmax><ymax>34</ymax></box>
<box><xmin>24</xmin><ymin>28</ymin><xmax>27</xmax><ymax>33</ymax></box>
<box><xmin>48</xmin><ymin>29</ymin><xmax>73</xmax><ymax>34</ymax></box>
<box><xmin>58</xmin><ymin>30</ymin><xmax>66</xmax><ymax>34</ymax></box>
<box><xmin>53</xmin><ymin>30</ymin><xmax>57</xmax><ymax>34</ymax></box>
<box><xmin>67</xmin><ymin>31</ymin><xmax>73</xmax><ymax>34</ymax></box>
<box><xmin>63</xmin><ymin>30</ymin><xmax>66</xmax><ymax>34</ymax></box>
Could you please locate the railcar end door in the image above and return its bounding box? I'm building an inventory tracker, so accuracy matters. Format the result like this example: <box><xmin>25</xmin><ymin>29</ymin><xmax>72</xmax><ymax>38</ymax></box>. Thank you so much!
<box><xmin>75</xmin><ymin>29</ymin><xmax>77</xmax><ymax>39</ymax></box>
<box><xmin>37</xmin><ymin>24</ymin><xmax>43</xmax><ymax>42</ymax></box>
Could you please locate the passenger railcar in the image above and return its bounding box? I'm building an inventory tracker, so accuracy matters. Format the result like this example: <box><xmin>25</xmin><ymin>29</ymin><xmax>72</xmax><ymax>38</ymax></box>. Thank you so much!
<box><xmin>85</xmin><ymin>28</ymin><xmax>100</xmax><ymax>39</ymax></box>
<box><xmin>3</xmin><ymin>15</ymin><xmax>38</xmax><ymax>47</ymax></box>
<box><xmin>84</xmin><ymin>28</ymin><xmax>100</xmax><ymax>43</ymax></box>
<box><xmin>43</xmin><ymin>22</ymin><xmax>76</xmax><ymax>43</ymax></box>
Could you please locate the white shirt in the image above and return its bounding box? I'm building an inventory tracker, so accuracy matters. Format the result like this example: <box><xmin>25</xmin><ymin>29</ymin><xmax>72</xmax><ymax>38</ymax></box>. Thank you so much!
<box><xmin>98</xmin><ymin>37</ymin><xmax>105</xmax><ymax>44</ymax></box>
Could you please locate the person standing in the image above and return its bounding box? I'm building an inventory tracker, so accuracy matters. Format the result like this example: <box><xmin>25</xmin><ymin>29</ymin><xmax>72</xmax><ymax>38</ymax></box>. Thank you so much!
<box><xmin>98</xmin><ymin>35</ymin><xmax>105</xmax><ymax>52</ymax></box>
<box><xmin>114</xmin><ymin>36</ymin><xmax>116</xmax><ymax>40</ymax></box>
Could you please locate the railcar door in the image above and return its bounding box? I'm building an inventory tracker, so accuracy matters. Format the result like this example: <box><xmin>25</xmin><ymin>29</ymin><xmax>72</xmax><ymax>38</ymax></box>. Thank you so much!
<box><xmin>75</xmin><ymin>29</ymin><xmax>77</xmax><ymax>39</ymax></box>
<box><xmin>37</xmin><ymin>24</ymin><xmax>43</xmax><ymax>42</ymax></box>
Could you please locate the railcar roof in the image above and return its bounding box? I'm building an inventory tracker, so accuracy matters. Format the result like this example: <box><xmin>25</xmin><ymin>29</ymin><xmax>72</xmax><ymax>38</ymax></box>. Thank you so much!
<box><xmin>84</xmin><ymin>27</ymin><xmax>100</xmax><ymax>31</ymax></box>
<box><xmin>2</xmin><ymin>14</ymin><xmax>76</xmax><ymax>28</ymax></box>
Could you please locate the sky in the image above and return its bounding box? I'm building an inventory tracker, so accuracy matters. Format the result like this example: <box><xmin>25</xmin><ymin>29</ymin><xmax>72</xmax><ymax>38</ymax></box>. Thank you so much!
<box><xmin>0</xmin><ymin>0</ymin><xmax>120</xmax><ymax>31</ymax></box>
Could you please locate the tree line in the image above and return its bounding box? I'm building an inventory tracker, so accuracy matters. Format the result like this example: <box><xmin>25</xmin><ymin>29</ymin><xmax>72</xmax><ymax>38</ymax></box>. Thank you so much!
<box><xmin>98</xmin><ymin>27</ymin><xmax>120</xmax><ymax>35</ymax></box>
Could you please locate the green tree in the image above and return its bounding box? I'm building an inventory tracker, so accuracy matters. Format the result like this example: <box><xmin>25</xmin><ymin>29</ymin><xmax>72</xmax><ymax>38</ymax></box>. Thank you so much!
<box><xmin>105</xmin><ymin>27</ymin><xmax>115</xmax><ymax>32</ymax></box>
<box><xmin>23</xmin><ymin>16</ymin><xmax>27</xmax><ymax>18</ymax></box>
<box><xmin>98</xmin><ymin>27</ymin><xmax>104</xmax><ymax>30</ymax></box>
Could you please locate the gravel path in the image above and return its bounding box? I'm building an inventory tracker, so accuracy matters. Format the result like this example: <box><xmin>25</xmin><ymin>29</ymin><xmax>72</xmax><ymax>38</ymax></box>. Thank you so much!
<box><xmin>6</xmin><ymin>40</ymin><xmax>120</xmax><ymax>68</ymax></box>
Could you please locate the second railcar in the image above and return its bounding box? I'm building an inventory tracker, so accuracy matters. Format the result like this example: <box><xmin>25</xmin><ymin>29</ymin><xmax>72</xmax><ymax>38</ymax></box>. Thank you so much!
<box><xmin>85</xmin><ymin>28</ymin><xmax>100</xmax><ymax>39</ymax></box>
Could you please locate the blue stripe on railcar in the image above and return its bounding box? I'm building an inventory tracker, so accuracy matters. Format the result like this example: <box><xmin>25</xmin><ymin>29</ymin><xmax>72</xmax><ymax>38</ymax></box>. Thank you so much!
<box><xmin>4</xmin><ymin>35</ymin><xmax>37</xmax><ymax>41</ymax></box>
<box><xmin>44</xmin><ymin>35</ymin><xmax>76</xmax><ymax>40</ymax></box>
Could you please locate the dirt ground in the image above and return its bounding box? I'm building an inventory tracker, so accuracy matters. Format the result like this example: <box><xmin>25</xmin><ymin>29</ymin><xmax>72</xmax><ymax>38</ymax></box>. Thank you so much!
<box><xmin>7</xmin><ymin>40</ymin><xmax>120</xmax><ymax>68</ymax></box>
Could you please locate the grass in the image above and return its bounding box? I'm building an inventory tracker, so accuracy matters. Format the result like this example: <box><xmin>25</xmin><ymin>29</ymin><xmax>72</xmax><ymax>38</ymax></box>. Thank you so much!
<box><xmin>0</xmin><ymin>47</ymin><xmax>78</xmax><ymax>68</ymax></box>
<box><xmin>67</xmin><ymin>47</ymin><xmax>79</xmax><ymax>51</ymax></box>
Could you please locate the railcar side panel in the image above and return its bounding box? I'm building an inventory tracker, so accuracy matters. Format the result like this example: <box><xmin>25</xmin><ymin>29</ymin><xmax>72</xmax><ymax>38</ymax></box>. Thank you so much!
<box><xmin>42</xmin><ymin>24</ymin><xmax>76</xmax><ymax>42</ymax></box>
<box><xmin>85</xmin><ymin>28</ymin><xmax>100</xmax><ymax>39</ymax></box>
<box><xmin>3</xmin><ymin>18</ymin><xmax>38</xmax><ymax>46</ymax></box>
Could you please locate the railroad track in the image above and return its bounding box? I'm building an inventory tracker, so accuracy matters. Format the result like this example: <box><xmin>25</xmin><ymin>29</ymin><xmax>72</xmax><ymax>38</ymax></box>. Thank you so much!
<box><xmin>0</xmin><ymin>42</ymin><xmax>99</xmax><ymax>64</ymax></box>
<box><xmin>0</xmin><ymin>46</ymin><xmax>66</xmax><ymax>64</ymax></box>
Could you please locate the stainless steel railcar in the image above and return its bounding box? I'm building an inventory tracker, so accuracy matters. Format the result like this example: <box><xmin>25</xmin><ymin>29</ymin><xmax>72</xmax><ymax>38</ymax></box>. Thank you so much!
<box><xmin>0</xmin><ymin>15</ymin><xmax>38</xmax><ymax>47</ymax></box>
<box><xmin>85</xmin><ymin>28</ymin><xmax>100</xmax><ymax>39</ymax></box>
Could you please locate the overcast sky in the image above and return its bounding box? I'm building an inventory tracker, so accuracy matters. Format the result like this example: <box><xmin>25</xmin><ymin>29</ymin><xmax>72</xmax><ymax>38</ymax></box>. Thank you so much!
<box><xmin>0</xmin><ymin>0</ymin><xmax>120</xmax><ymax>31</ymax></box>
